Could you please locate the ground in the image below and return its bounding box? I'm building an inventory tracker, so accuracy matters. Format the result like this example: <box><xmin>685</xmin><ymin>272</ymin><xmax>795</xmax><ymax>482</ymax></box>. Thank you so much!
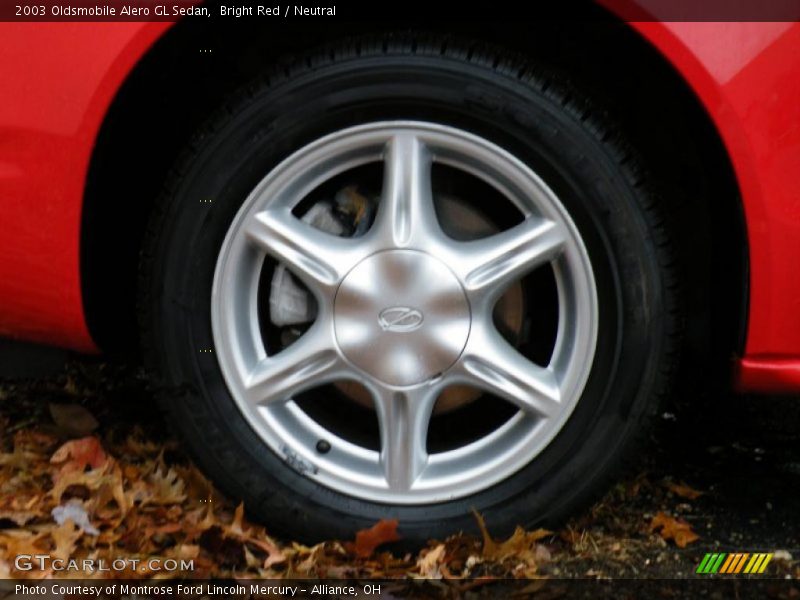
<box><xmin>0</xmin><ymin>358</ymin><xmax>799</xmax><ymax>596</ymax></box>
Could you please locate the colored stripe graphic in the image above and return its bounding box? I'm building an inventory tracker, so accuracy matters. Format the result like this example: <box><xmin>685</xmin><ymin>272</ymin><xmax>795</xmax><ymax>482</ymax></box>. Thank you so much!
<box><xmin>732</xmin><ymin>553</ymin><xmax>749</xmax><ymax>573</ymax></box>
<box><xmin>696</xmin><ymin>553</ymin><xmax>713</xmax><ymax>573</ymax></box>
<box><xmin>744</xmin><ymin>554</ymin><xmax>760</xmax><ymax>573</ymax></box>
<box><xmin>719</xmin><ymin>554</ymin><xmax>736</xmax><ymax>573</ymax></box>
<box><xmin>698</xmin><ymin>552</ymin><xmax>773</xmax><ymax>574</ymax></box>
<box><xmin>697</xmin><ymin>553</ymin><xmax>726</xmax><ymax>574</ymax></box>
<box><xmin>759</xmin><ymin>554</ymin><xmax>773</xmax><ymax>573</ymax></box>
<box><xmin>744</xmin><ymin>553</ymin><xmax>773</xmax><ymax>574</ymax></box>
<box><xmin>720</xmin><ymin>553</ymin><xmax>739</xmax><ymax>573</ymax></box>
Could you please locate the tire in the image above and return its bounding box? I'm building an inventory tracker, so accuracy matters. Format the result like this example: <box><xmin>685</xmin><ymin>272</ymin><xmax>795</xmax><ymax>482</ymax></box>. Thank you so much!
<box><xmin>140</xmin><ymin>36</ymin><xmax>681</xmax><ymax>545</ymax></box>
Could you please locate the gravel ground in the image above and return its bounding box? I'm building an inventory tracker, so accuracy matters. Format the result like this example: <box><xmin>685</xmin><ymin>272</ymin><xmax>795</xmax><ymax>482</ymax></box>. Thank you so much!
<box><xmin>1</xmin><ymin>355</ymin><xmax>799</xmax><ymax>592</ymax></box>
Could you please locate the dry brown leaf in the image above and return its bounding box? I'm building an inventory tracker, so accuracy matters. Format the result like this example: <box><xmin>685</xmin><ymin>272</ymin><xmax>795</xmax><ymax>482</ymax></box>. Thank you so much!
<box><xmin>52</xmin><ymin>462</ymin><xmax>113</xmax><ymax>501</ymax></box>
<box><xmin>224</xmin><ymin>503</ymin><xmax>285</xmax><ymax>567</ymax></box>
<box><xmin>50</xmin><ymin>436</ymin><xmax>107</xmax><ymax>479</ymax></box>
<box><xmin>244</xmin><ymin>544</ymin><xmax>262</xmax><ymax>569</ymax></box>
<box><xmin>13</xmin><ymin>429</ymin><xmax>59</xmax><ymax>453</ymax></box>
<box><xmin>260</xmin><ymin>540</ymin><xmax>286</xmax><ymax>569</ymax></box>
<box><xmin>198</xmin><ymin>525</ymin><xmax>247</xmax><ymax>569</ymax></box>
<box><xmin>51</xmin><ymin>520</ymin><xmax>83</xmax><ymax>560</ymax></box>
<box><xmin>665</xmin><ymin>481</ymin><xmax>705</xmax><ymax>500</ymax></box>
<box><xmin>0</xmin><ymin>531</ymin><xmax>48</xmax><ymax>570</ymax></box>
<box><xmin>92</xmin><ymin>461</ymin><xmax>129</xmax><ymax>517</ymax></box>
<box><xmin>559</xmin><ymin>528</ymin><xmax>581</xmax><ymax>546</ymax></box>
<box><xmin>146</xmin><ymin>466</ymin><xmax>186</xmax><ymax>505</ymax></box>
<box><xmin>295</xmin><ymin>543</ymin><xmax>325</xmax><ymax>574</ymax></box>
<box><xmin>0</xmin><ymin>510</ymin><xmax>37</xmax><ymax>526</ymax></box>
<box><xmin>353</xmin><ymin>519</ymin><xmax>400</xmax><ymax>557</ymax></box>
<box><xmin>416</xmin><ymin>543</ymin><xmax>446</xmax><ymax>578</ymax></box>
<box><xmin>0</xmin><ymin>446</ymin><xmax>41</xmax><ymax>469</ymax></box>
<box><xmin>249</xmin><ymin>537</ymin><xmax>286</xmax><ymax>568</ymax></box>
<box><xmin>49</xmin><ymin>403</ymin><xmax>99</xmax><ymax>437</ymax></box>
<box><xmin>649</xmin><ymin>511</ymin><xmax>700</xmax><ymax>547</ymax></box>
<box><xmin>63</xmin><ymin>375</ymin><xmax>79</xmax><ymax>395</ymax></box>
<box><xmin>144</xmin><ymin>522</ymin><xmax>183</xmax><ymax>539</ymax></box>
<box><xmin>473</xmin><ymin>509</ymin><xmax>551</xmax><ymax>560</ymax></box>
<box><xmin>229</xmin><ymin>502</ymin><xmax>246</xmax><ymax>536</ymax></box>
<box><xmin>169</xmin><ymin>543</ymin><xmax>200</xmax><ymax>561</ymax></box>
<box><xmin>176</xmin><ymin>465</ymin><xmax>215</xmax><ymax>503</ymax></box>
<box><xmin>117</xmin><ymin>432</ymin><xmax>162</xmax><ymax>457</ymax></box>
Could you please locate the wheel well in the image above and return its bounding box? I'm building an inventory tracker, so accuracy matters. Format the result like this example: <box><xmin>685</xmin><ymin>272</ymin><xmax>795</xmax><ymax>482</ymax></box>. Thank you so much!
<box><xmin>81</xmin><ymin>11</ymin><xmax>746</xmax><ymax>389</ymax></box>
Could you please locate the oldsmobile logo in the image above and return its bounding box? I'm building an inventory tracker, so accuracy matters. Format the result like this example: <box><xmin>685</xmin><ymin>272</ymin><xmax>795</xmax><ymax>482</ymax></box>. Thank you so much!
<box><xmin>378</xmin><ymin>306</ymin><xmax>424</xmax><ymax>333</ymax></box>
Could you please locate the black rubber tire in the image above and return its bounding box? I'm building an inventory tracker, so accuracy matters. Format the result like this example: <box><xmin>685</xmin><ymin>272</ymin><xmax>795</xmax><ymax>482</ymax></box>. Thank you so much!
<box><xmin>139</xmin><ymin>36</ymin><xmax>681</xmax><ymax>546</ymax></box>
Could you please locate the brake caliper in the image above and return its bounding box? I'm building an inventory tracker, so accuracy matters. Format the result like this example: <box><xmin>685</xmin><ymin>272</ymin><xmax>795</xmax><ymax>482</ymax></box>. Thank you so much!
<box><xmin>268</xmin><ymin>185</ymin><xmax>376</xmax><ymax>328</ymax></box>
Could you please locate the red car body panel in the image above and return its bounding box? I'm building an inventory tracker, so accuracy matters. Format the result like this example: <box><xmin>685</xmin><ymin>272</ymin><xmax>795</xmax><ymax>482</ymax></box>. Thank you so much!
<box><xmin>629</xmin><ymin>21</ymin><xmax>800</xmax><ymax>392</ymax></box>
<box><xmin>1</xmin><ymin>18</ymin><xmax>799</xmax><ymax>391</ymax></box>
<box><xmin>0</xmin><ymin>23</ymin><xmax>169</xmax><ymax>353</ymax></box>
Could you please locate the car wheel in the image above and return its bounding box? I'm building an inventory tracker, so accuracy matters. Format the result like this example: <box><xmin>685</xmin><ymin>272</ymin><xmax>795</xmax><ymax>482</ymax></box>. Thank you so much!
<box><xmin>140</xmin><ymin>37</ymin><xmax>681</xmax><ymax>544</ymax></box>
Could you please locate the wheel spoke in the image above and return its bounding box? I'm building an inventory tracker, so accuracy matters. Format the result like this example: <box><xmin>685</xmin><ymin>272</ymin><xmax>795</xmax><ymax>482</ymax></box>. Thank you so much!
<box><xmin>458</xmin><ymin>327</ymin><xmax>561</xmax><ymax>419</ymax></box>
<box><xmin>458</xmin><ymin>217</ymin><xmax>565</xmax><ymax>300</ymax></box>
<box><xmin>246</xmin><ymin>209</ymin><xmax>360</xmax><ymax>291</ymax></box>
<box><xmin>243</xmin><ymin>325</ymin><xmax>343</xmax><ymax>407</ymax></box>
<box><xmin>372</xmin><ymin>385</ymin><xmax>439</xmax><ymax>491</ymax></box>
<box><xmin>372</xmin><ymin>133</ymin><xmax>440</xmax><ymax>247</ymax></box>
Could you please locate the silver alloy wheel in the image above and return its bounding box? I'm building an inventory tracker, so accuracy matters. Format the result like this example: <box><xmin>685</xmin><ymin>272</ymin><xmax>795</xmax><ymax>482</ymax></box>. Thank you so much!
<box><xmin>212</xmin><ymin>121</ymin><xmax>598</xmax><ymax>504</ymax></box>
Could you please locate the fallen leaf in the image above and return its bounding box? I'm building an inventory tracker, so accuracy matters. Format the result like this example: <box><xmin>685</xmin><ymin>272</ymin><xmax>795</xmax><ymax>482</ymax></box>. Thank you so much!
<box><xmin>649</xmin><ymin>512</ymin><xmax>700</xmax><ymax>548</ymax></box>
<box><xmin>146</xmin><ymin>465</ymin><xmax>186</xmax><ymax>505</ymax></box>
<box><xmin>473</xmin><ymin>510</ymin><xmax>551</xmax><ymax>560</ymax></box>
<box><xmin>50</xmin><ymin>436</ymin><xmax>108</xmax><ymax>479</ymax></box>
<box><xmin>49</xmin><ymin>403</ymin><xmax>99</xmax><ymax>437</ymax></box>
<box><xmin>198</xmin><ymin>526</ymin><xmax>246</xmax><ymax>568</ymax></box>
<box><xmin>51</xmin><ymin>464</ymin><xmax>111</xmax><ymax>501</ymax></box>
<box><xmin>63</xmin><ymin>375</ymin><xmax>79</xmax><ymax>395</ymax></box>
<box><xmin>229</xmin><ymin>502</ymin><xmax>246</xmax><ymax>536</ymax></box>
<box><xmin>85</xmin><ymin>466</ymin><xmax>129</xmax><ymax>521</ymax></box>
<box><xmin>296</xmin><ymin>543</ymin><xmax>325</xmax><ymax>574</ymax></box>
<box><xmin>0</xmin><ymin>530</ymin><xmax>48</xmax><ymax>570</ymax></box>
<box><xmin>261</xmin><ymin>545</ymin><xmax>286</xmax><ymax>569</ymax></box>
<box><xmin>665</xmin><ymin>481</ymin><xmax>705</xmax><ymax>500</ymax></box>
<box><xmin>244</xmin><ymin>544</ymin><xmax>262</xmax><ymax>569</ymax></box>
<box><xmin>0</xmin><ymin>510</ymin><xmax>37</xmax><ymax>527</ymax></box>
<box><xmin>0</xmin><ymin>446</ymin><xmax>40</xmax><ymax>469</ymax></box>
<box><xmin>222</xmin><ymin>503</ymin><xmax>285</xmax><ymax>568</ymax></box>
<box><xmin>559</xmin><ymin>528</ymin><xmax>582</xmax><ymax>546</ymax></box>
<box><xmin>416</xmin><ymin>543</ymin><xmax>446</xmax><ymax>578</ymax></box>
<box><xmin>353</xmin><ymin>519</ymin><xmax>400</xmax><ymax>557</ymax></box>
<box><xmin>51</xmin><ymin>520</ymin><xmax>83</xmax><ymax>560</ymax></box>
<box><xmin>168</xmin><ymin>543</ymin><xmax>200</xmax><ymax>561</ymax></box>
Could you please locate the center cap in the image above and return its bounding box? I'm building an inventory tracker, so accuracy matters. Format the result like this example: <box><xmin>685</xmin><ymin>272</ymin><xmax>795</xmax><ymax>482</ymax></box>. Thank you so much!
<box><xmin>334</xmin><ymin>250</ymin><xmax>471</xmax><ymax>387</ymax></box>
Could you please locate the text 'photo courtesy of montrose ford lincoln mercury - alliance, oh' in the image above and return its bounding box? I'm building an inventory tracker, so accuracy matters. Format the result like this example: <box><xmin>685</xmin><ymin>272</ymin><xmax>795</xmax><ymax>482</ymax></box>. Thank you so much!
<box><xmin>1</xmin><ymin>2</ymin><xmax>800</xmax><ymax>545</ymax></box>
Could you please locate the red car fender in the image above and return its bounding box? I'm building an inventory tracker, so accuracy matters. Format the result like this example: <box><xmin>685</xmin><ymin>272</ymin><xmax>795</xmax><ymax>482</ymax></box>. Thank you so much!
<box><xmin>0</xmin><ymin>22</ymin><xmax>170</xmax><ymax>352</ymax></box>
<box><xmin>623</xmin><ymin>21</ymin><xmax>800</xmax><ymax>391</ymax></box>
